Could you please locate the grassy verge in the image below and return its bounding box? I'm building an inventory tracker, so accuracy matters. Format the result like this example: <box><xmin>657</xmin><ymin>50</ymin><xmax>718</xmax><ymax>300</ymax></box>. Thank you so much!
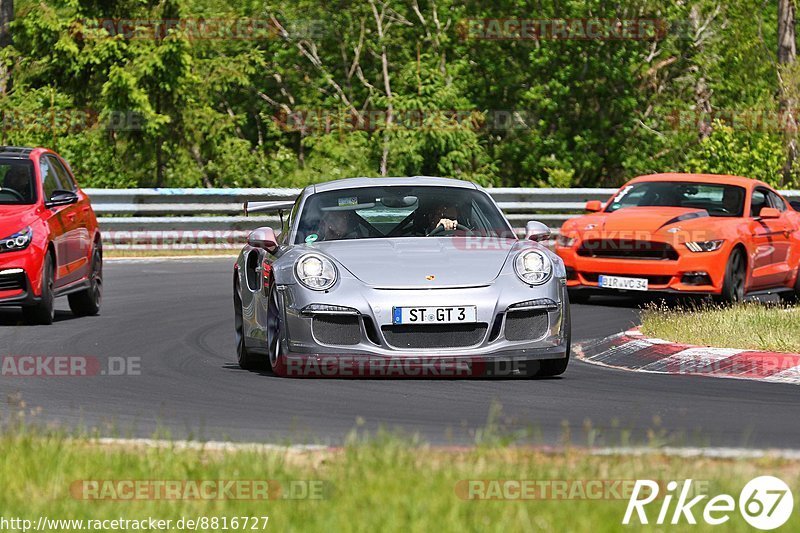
<box><xmin>641</xmin><ymin>303</ymin><xmax>800</xmax><ymax>352</ymax></box>
<box><xmin>1</xmin><ymin>429</ymin><xmax>798</xmax><ymax>532</ymax></box>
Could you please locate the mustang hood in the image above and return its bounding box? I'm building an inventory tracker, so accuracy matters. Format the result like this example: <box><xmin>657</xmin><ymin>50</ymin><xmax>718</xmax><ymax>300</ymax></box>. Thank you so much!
<box><xmin>311</xmin><ymin>238</ymin><xmax>517</xmax><ymax>288</ymax></box>
<box><xmin>572</xmin><ymin>207</ymin><xmax>708</xmax><ymax>235</ymax></box>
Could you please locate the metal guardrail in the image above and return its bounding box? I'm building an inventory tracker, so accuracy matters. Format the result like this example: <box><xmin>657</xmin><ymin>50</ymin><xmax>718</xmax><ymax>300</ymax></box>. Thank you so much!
<box><xmin>86</xmin><ymin>187</ymin><xmax>800</xmax><ymax>249</ymax></box>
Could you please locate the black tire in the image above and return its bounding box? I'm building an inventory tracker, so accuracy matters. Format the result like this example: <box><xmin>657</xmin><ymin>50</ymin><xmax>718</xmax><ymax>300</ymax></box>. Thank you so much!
<box><xmin>780</xmin><ymin>271</ymin><xmax>800</xmax><ymax>304</ymax></box>
<box><xmin>533</xmin><ymin>298</ymin><xmax>571</xmax><ymax>378</ymax></box>
<box><xmin>23</xmin><ymin>253</ymin><xmax>55</xmax><ymax>325</ymax></box>
<box><xmin>234</xmin><ymin>277</ymin><xmax>261</xmax><ymax>370</ymax></box>
<box><xmin>717</xmin><ymin>248</ymin><xmax>746</xmax><ymax>304</ymax></box>
<box><xmin>68</xmin><ymin>245</ymin><xmax>103</xmax><ymax>317</ymax></box>
<box><xmin>567</xmin><ymin>288</ymin><xmax>590</xmax><ymax>304</ymax></box>
<box><xmin>266</xmin><ymin>282</ymin><xmax>287</xmax><ymax>377</ymax></box>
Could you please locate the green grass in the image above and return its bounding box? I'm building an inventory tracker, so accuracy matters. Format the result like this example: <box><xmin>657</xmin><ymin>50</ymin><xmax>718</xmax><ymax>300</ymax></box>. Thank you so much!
<box><xmin>641</xmin><ymin>303</ymin><xmax>800</xmax><ymax>352</ymax></box>
<box><xmin>1</xmin><ymin>424</ymin><xmax>799</xmax><ymax>532</ymax></box>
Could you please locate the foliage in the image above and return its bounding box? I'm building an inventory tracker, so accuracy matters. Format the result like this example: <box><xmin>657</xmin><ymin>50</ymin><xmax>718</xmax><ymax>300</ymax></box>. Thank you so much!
<box><xmin>0</xmin><ymin>0</ymin><xmax>795</xmax><ymax>189</ymax></box>
<box><xmin>687</xmin><ymin>121</ymin><xmax>791</xmax><ymax>187</ymax></box>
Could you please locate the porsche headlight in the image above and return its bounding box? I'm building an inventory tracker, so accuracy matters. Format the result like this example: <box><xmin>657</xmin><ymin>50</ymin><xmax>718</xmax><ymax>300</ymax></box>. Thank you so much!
<box><xmin>685</xmin><ymin>239</ymin><xmax>724</xmax><ymax>253</ymax></box>
<box><xmin>514</xmin><ymin>250</ymin><xmax>552</xmax><ymax>285</ymax></box>
<box><xmin>295</xmin><ymin>254</ymin><xmax>338</xmax><ymax>290</ymax></box>
<box><xmin>0</xmin><ymin>226</ymin><xmax>32</xmax><ymax>253</ymax></box>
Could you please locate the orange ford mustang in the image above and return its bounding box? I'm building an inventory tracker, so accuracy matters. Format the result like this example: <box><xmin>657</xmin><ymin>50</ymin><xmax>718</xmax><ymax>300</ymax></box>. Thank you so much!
<box><xmin>556</xmin><ymin>173</ymin><xmax>800</xmax><ymax>303</ymax></box>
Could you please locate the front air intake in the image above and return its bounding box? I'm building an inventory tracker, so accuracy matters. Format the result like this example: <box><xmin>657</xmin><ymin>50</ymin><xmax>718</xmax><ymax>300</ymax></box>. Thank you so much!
<box><xmin>312</xmin><ymin>315</ymin><xmax>362</xmax><ymax>346</ymax></box>
<box><xmin>504</xmin><ymin>309</ymin><xmax>549</xmax><ymax>341</ymax></box>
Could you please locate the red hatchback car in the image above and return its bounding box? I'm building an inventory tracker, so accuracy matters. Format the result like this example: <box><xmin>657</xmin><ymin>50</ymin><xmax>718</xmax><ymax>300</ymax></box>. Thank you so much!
<box><xmin>0</xmin><ymin>146</ymin><xmax>102</xmax><ymax>324</ymax></box>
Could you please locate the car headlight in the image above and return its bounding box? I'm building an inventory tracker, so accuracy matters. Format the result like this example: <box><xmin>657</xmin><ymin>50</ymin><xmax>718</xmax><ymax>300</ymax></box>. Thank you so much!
<box><xmin>0</xmin><ymin>227</ymin><xmax>32</xmax><ymax>253</ymax></box>
<box><xmin>295</xmin><ymin>253</ymin><xmax>338</xmax><ymax>290</ymax></box>
<box><xmin>556</xmin><ymin>234</ymin><xmax>576</xmax><ymax>247</ymax></box>
<box><xmin>514</xmin><ymin>250</ymin><xmax>553</xmax><ymax>285</ymax></box>
<box><xmin>685</xmin><ymin>240</ymin><xmax>724</xmax><ymax>253</ymax></box>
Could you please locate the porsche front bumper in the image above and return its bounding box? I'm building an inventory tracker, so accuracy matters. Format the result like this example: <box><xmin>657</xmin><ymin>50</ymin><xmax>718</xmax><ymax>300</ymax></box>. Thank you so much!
<box><xmin>276</xmin><ymin>276</ymin><xmax>570</xmax><ymax>362</ymax></box>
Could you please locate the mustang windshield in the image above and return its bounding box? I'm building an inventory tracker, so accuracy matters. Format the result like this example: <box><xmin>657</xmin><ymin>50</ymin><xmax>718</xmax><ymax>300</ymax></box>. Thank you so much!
<box><xmin>606</xmin><ymin>181</ymin><xmax>746</xmax><ymax>217</ymax></box>
<box><xmin>295</xmin><ymin>186</ymin><xmax>513</xmax><ymax>243</ymax></box>
<box><xmin>0</xmin><ymin>160</ymin><xmax>36</xmax><ymax>205</ymax></box>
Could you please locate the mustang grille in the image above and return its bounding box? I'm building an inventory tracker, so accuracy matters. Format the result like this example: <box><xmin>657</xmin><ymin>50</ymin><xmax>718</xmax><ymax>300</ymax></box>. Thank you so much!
<box><xmin>312</xmin><ymin>315</ymin><xmax>361</xmax><ymax>346</ymax></box>
<box><xmin>577</xmin><ymin>239</ymin><xmax>679</xmax><ymax>261</ymax></box>
<box><xmin>0</xmin><ymin>272</ymin><xmax>25</xmax><ymax>292</ymax></box>
<box><xmin>381</xmin><ymin>323</ymin><xmax>488</xmax><ymax>349</ymax></box>
<box><xmin>504</xmin><ymin>310</ymin><xmax>549</xmax><ymax>341</ymax></box>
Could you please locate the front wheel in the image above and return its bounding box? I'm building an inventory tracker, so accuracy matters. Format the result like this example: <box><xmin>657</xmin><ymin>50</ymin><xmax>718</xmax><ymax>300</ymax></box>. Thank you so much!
<box><xmin>779</xmin><ymin>266</ymin><xmax>800</xmax><ymax>304</ymax></box>
<box><xmin>267</xmin><ymin>285</ymin><xmax>287</xmax><ymax>377</ymax></box>
<box><xmin>234</xmin><ymin>278</ymin><xmax>261</xmax><ymax>370</ymax></box>
<box><xmin>23</xmin><ymin>253</ymin><xmax>55</xmax><ymax>325</ymax></box>
<box><xmin>532</xmin><ymin>299</ymin><xmax>571</xmax><ymax>378</ymax></box>
<box><xmin>68</xmin><ymin>245</ymin><xmax>103</xmax><ymax>316</ymax></box>
<box><xmin>716</xmin><ymin>248</ymin><xmax>746</xmax><ymax>304</ymax></box>
<box><xmin>567</xmin><ymin>288</ymin><xmax>590</xmax><ymax>304</ymax></box>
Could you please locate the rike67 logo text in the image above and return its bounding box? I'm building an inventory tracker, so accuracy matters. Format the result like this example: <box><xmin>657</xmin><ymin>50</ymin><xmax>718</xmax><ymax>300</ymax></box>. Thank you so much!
<box><xmin>623</xmin><ymin>476</ymin><xmax>794</xmax><ymax>530</ymax></box>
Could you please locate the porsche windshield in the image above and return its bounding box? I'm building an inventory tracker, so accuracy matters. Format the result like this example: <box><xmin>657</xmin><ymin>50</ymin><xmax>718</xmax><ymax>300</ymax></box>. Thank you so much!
<box><xmin>606</xmin><ymin>181</ymin><xmax>746</xmax><ymax>217</ymax></box>
<box><xmin>0</xmin><ymin>160</ymin><xmax>36</xmax><ymax>205</ymax></box>
<box><xmin>295</xmin><ymin>186</ymin><xmax>513</xmax><ymax>243</ymax></box>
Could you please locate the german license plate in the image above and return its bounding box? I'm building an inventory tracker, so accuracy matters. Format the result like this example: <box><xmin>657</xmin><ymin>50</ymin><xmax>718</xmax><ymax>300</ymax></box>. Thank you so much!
<box><xmin>598</xmin><ymin>275</ymin><xmax>648</xmax><ymax>291</ymax></box>
<box><xmin>392</xmin><ymin>306</ymin><xmax>477</xmax><ymax>325</ymax></box>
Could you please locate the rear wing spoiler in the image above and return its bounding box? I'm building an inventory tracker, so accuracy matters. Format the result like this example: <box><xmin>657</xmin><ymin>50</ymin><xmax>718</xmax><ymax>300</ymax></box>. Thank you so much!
<box><xmin>244</xmin><ymin>200</ymin><xmax>295</xmax><ymax>217</ymax></box>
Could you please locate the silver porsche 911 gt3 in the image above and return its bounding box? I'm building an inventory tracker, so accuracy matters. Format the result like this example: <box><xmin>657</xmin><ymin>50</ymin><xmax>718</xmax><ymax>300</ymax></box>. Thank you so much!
<box><xmin>233</xmin><ymin>176</ymin><xmax>570</xmax><ymax>378</ymax></box>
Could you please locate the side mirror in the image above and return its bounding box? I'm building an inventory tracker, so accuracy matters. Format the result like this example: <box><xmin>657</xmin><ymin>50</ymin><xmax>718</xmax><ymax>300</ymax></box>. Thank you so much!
<box><xmin>585</xmin><ymin>200</ymin><xmax>603</xmax><ymax>212</ymax></box>
<box><xmin>759</xmin><ymin>207</ymin><xmax>781</xmax><ymax>219</ymax></box>
<box><xmin>525</xmin><ymin>221</ymin><xmax>551</xmax><ymax>242</ymax></box>
<box><xmin>247</xmin><ymin>227</ymin><xmax>279</xmax><ymax>252</ymax></box>
<box><xmin>45</xmin><ymin>189</ymin><xmax>79</xmax><ymax>208</ymax></box>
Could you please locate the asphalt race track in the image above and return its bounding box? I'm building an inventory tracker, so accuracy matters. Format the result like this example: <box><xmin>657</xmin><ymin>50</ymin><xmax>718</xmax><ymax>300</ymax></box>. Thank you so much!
<box><xmin>1</xmin><ymin>257</ymin><xmax>798</xmax><ymax>448</ymax></box>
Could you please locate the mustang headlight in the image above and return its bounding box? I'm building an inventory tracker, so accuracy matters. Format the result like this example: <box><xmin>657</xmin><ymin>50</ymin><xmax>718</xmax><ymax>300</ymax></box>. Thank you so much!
<box><xmin>0</xmin><ymin>226</ymin><xmax>32</xmax><ymax>253</ymax></box>
<box><xmin>685</xmin><ymin>239</ymin><xmax>724</xmax><ymax>253</ymax></box>
<box><xmin>295</xmin><ymin>253</ymin><xmax>338</xmax><ymax>290</ymax></box>
<box><xmin>514</xmin><ymin>250</ymin><xmax>552</xmax><ymax>286</ymax></box>
<box><xmin>556</xmin><ymin>234</ymin><xmax>576</xmax><ymax>248</ymax></box>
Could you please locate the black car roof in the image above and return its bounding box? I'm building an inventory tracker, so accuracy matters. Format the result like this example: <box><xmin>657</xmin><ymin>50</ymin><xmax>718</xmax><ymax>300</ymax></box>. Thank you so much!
<box><xmin>0</xmin><ymin>146</ymin><xmax>35</xmax><ymax>160</ymax></box>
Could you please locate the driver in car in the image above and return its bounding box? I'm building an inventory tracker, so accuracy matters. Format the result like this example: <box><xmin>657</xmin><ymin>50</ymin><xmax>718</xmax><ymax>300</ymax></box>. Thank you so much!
<box><xmin>430</xmin><ymin>204</ymin><xmax>460</xmax><ymax>232</ymax></box>
<box><xmin>2</xmin><ymin>166</ymin><xmax>32</xmax><ymax>201</ymax></box>
<box><xmin>722</xmin><ymin>187</ymin><xmax>744</xmax><ymax>216</ymax></box>
<box><xmin>412</xmin><ymin>202</ymin><xmax>464</xmax><ymax>235</ymax></box>
<box><xmin>319</xmin><ymin>209</ymin><xmax>361</xmax><ymax>241</ymax></box>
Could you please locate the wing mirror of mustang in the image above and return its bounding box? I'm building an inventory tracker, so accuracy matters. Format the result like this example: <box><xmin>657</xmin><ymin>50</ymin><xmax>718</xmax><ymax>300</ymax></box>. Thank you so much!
<box><xmin>585</xmin><ymin>200</ymin><xmax>603</xmax><ymax>212</ymax></box>
<box><xmin>45</xmin><ymin>189</ymin><xmax>79</xmax><ymax>208</ymax></box>
<box><xmin>247</xmin><ymin>227</ymin><xmax>279</xmax><ymax>252</ymax></box>
<box><xmin>759</xmin><ymin>207</ymin><xmax>781</xmax><ymax>219</ymax></box>
<box><xmin>525</xmin><ymin>221</ymin><xmax>551</xmax><ymax>242</ymax></box>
